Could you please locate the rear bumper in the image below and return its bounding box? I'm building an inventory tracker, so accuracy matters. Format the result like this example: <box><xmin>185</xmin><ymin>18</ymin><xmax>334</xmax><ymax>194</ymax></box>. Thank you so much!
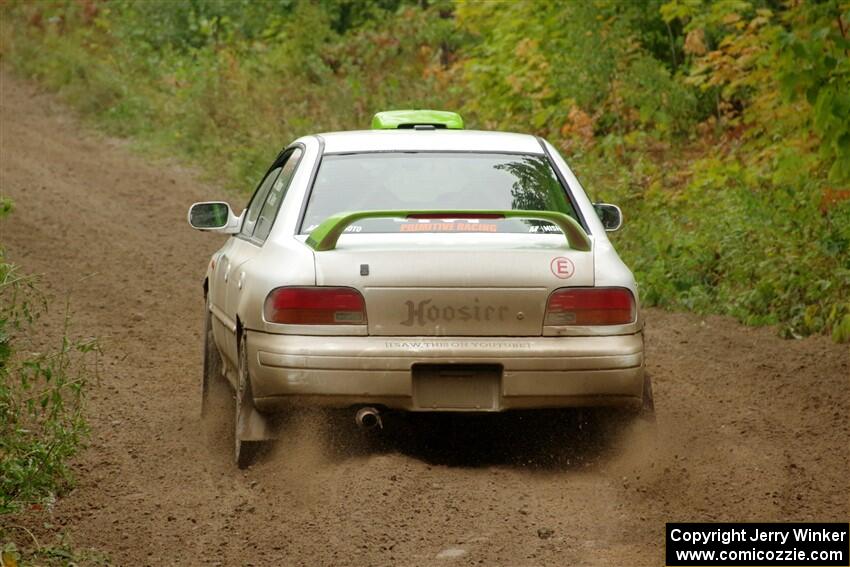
<box><xmin>247</xmin><ymin>331</ymin><xmax>645</xmax><ymax>412</ymax></box>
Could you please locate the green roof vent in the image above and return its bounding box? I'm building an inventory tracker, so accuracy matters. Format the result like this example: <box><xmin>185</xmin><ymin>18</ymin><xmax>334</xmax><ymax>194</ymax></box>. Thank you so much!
<box><xmin>371</xmin><ymin>110</ymin><xmax>464</xmax><ymax>130</ymax></box>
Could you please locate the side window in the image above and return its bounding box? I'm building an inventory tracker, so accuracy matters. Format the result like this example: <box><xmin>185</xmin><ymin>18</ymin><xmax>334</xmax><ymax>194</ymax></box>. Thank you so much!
<box><xmin>240</xmin><ymin>167</ymin><xmax>282</xmax><ymax>237</ymax></box>
<box><xmin>253</xmin><ymin>148</ymin><xmax>304</xmax><ymax>242</ymax></box>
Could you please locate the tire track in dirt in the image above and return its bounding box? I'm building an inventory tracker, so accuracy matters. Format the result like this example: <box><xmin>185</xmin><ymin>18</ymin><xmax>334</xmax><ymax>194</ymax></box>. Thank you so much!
<box><xmin>1</xmin><ymin>71</ymin><xmax>847</xmax><ymax>566</ymax></box>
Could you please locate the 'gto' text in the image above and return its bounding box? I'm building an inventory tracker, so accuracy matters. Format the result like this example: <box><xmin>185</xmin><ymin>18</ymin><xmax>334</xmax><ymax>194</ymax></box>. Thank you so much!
<box><xmin>400</xmin><ymin>299</ymin><xmax>509</xmax><ymax>327</ymax></box>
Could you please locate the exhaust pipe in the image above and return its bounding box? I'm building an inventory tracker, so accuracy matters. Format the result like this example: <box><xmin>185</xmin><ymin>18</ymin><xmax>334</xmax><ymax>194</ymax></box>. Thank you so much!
<box><xmin>355</xmin><ymin>407</ymin><xmax>383</xmax><ymax>430</ymax></box>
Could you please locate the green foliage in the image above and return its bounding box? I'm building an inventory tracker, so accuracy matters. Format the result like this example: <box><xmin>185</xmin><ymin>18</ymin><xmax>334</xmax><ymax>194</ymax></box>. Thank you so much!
<box><xmin>457</xmin><ymin>0</ymin><xmax>699</xmax><ymax>137</ymax></box>
<box><xmin>0</xmin><ymin>0</ymin><xmax>460</xmax><ymax>188</ymax></box>
<box><xmin>0</xmin><ymin>206</ymin><xmax>99</xmax><ymax>515</ymax></box>
<box><xmin>606</xmin><ymin>157</ymin><xmax>850</xmax><ymax>340</ymax></box>
<box><xmin>776</xmin><ymin>1</ymin><xmax>850</xmax><ymax>181</ymax></box>
<box><xmin>0</xmin><ymin>0</ymin><xmax>847</xmax><ymax>341</ymax></box>
<box><xmin>1</xmin><ymin>536</ymin><xmax>110</xmax><ymax>566</ymax></box>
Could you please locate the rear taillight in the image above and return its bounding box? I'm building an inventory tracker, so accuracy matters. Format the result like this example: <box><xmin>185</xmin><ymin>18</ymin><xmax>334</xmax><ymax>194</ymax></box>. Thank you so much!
<box><xmin>545</xmin><ymin>287</ymin><xmax>635</xmax><ymax>326</ymax></box>
<box><xmin>264</xmin><ymin>287</ymin><xmax>367</xmax><ymax>325</ymax></box>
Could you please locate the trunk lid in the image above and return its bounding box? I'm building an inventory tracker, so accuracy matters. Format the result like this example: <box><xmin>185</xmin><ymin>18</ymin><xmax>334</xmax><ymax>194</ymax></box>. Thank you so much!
<box><xmin>313</xmin><ymin>233</ymin><xmax>594</xmax><ymax>336</ymax></box>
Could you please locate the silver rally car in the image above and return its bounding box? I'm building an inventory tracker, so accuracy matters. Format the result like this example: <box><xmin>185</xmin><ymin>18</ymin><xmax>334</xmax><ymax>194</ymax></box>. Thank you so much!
<box><xmin>188</xmin><ymin>110</ymin><xmax>651</xmax><ymax>466</ymax></box>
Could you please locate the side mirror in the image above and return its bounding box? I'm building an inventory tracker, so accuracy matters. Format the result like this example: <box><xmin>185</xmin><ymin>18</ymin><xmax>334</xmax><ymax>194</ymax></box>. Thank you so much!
<box><xmin>593</xmin><ymin>203</ymin><xmax>623</xmax><ymax>232</ymax></box>
<box><xmin>187</xmin><ymin>202</ymin><xmax>241</xmax><ymax>234</ymax></box>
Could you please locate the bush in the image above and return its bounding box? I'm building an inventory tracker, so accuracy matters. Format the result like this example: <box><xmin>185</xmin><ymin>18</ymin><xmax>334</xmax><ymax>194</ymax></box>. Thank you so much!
<box><xmin>0</xmin><ymin>203</ymin><xmax>99</xmax><ymax>515</ymax></box>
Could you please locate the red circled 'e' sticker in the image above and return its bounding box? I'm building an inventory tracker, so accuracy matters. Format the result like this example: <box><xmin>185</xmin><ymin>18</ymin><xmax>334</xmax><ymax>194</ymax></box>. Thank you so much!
<box><xmin>550</xmin><ymin>257</ymin><xmax>575</xmax><ymax>279</ymax></box>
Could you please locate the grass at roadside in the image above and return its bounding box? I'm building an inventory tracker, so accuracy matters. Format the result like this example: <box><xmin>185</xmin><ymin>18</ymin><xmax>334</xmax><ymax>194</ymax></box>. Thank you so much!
<box><xmin>1</xmin><ymin>535</ymin><xmax>110</xmax><ymax>567</ymax></box>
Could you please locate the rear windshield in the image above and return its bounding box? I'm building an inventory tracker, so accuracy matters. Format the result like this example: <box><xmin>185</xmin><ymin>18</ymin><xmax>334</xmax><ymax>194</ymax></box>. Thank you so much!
<box><xmin>300</xmin><ymin>152</ymin><xmax>579</xmax><ymax>234</ymax></box>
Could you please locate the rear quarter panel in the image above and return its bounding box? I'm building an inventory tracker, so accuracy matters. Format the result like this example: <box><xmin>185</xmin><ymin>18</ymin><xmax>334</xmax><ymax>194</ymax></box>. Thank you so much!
<box><xmin>234</xmin><ymin>136</ymin><xmax>322</xmax><ymax>332</ymax></box>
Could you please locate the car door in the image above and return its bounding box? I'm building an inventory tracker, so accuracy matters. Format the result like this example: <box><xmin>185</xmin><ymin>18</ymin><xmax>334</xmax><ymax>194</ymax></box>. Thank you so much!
<box><xmin>221</xmin><ymin>147</ymin><xmax>303</xmax><ymax>362</ymax></box>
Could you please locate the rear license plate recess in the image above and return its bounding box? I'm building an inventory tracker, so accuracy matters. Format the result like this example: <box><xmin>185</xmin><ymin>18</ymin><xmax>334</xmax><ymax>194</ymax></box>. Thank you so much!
<box><xmin>412</xmin><ymin>364</ymin><xmax>501</xmax><ymax>410</ymax></box>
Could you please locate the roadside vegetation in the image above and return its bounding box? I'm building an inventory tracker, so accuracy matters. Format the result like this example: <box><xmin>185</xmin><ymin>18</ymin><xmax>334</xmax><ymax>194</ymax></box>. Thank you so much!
<box><xmin>0</xmin><ymin>201</ymin><xmax>102</xmax><ymax>564</ymax></box>
<box><xmin>0</xmin><ymin>0</ymin><xmax>847</xmax><ymax>341</ymax></box>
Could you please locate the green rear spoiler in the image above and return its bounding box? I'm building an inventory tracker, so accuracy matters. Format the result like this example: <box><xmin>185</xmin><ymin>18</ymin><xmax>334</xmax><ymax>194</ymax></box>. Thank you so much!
<box><xmin>305</xmin><ymin>210</ymin><xmax>592</xmax><ymax>252</ymax></box>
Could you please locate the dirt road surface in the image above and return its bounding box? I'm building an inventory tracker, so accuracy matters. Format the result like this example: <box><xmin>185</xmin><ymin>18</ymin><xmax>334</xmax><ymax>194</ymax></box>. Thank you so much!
<box><xmin>1</xmin><ymin>71</ymin><xmax>848</xmax><ymax>566</ymax></box>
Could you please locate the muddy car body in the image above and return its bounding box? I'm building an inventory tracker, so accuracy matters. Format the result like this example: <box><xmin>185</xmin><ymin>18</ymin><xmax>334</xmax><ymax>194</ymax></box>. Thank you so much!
<box><xmin>189</xmin><ymin>111</ymin><xmax>650</xmax><ymax>465</ymax></box>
